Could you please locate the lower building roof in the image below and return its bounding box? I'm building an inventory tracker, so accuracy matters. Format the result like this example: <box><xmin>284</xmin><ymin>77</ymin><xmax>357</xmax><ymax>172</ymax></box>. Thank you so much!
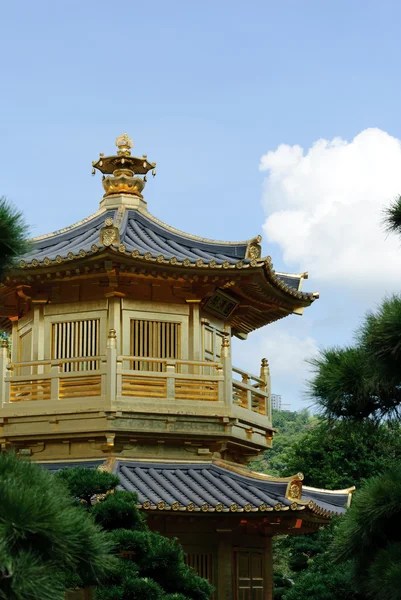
<box><xmin>40</xmin><ymin>459</ymin><xmax>353</xmax><ymax>519</ymax></box>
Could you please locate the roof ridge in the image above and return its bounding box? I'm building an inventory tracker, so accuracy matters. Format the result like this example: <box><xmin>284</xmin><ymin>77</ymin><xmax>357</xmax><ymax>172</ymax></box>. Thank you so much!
<box><xmin>212</xmin><ymin>459</ymin><xmax>303</xmax><ymax>482</ymax></box>
<box><xmin>136</xmin><ymin>206</ymin><xmax>259</xmax><ymax>247</ymax></box>
<box><xmin>29</xmin><ymin>207</ymin><xmax>108</xmax><ymax>242</ymax></box>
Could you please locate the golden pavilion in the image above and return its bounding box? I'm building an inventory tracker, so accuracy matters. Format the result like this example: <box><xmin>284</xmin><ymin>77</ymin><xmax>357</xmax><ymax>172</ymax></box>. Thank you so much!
<box><xmin>0</xmin><ymin>134</ymin><xmax>353</xmax><ymax>600</ymax></box>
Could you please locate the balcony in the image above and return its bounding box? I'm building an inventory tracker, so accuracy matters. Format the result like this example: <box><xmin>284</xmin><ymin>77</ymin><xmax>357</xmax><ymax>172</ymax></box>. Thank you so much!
<box><xmin>0</xmin><ymin>337</ymin><xmax>271</xmax><ymax>431</ymax></box>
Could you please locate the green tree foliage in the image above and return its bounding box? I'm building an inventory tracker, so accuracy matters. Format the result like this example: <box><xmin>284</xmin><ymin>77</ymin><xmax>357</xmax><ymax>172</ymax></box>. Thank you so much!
<box><xmin>383</xmin><ymin>194</ymin><xmax>401</xmax><ymax>236</ymax></box>
<box><xmin>274</xmin><ymin>521</ymin><xmax>368</xmax><ymax>600</ymax></box>
<box><xmin>308</xmin><ymin>196</ymin><xmax>401</xmax><ymax>421</ymax></box>
<box><xmin>0</xmin><ymin>454</ymin><xmax>114</xmax><ymax>600</ymax></box>
<box><xmin>0</xmin><ymin>197</ymin><xmax>31</xmax><ymax>276</ymax></box>
<box><xmin>309</xmin><ymin>297</ymin><xmax>401</xmax><ymax>421</ymax></box>
<box><xmin>275</xmin><ymin>197</ymin><xmax>401</xmax><ymax>599</ymax></box>
<box><xmin>57</xmin><ymin>467</ymin><xmax>213</xmax><ymax>600</ymax></box>
<box><xmin>252</xmin><ymin>409</ymin><xmax>316</xmax><ymax>475</ymax></box>
<box><xmin>282</xmin><ymin>419</ymin><xmax>401</xmax><ymax>489</ymax></box>
<box><xmin>331</xmin><ymin>465</ymin><xmax>401</xmax><ymax>600</ymax></box>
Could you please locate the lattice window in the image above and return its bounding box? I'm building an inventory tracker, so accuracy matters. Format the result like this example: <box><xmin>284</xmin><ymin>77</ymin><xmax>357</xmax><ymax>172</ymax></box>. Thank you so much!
<box><xmin>202</xmin><ymin>324</ymin><xmax>224</xmax><ymax>362</ymax></box>
<box><xmin>186</xmin><ymin>553</ymin><xmax>214</xmax><ymax>591</ymax></box>
<box><xmin>52</xmin><ymin>319</ymin><xmax>100</xmax><ymax>372</ymax></box>
<box><xmin>130</xmin><ymin>319</ymin><xmax>181</xmax><ymax>371</ymax></box>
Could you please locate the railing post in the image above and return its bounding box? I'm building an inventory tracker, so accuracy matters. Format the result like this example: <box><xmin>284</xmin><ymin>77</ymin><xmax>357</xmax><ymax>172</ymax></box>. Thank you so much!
<box><xmin>217</xmin><ymin>366</ymin><xmax>224</xmax><ymax>402</ymax></box>
<box><xmin>221</xmin><ymin>335</ymin><xmax>232</xmax><ymax>407</ymax></box>
<box><xmin>260</xmin><ymin>358</ymin><xmax>271</xmax><ymax>419</ymax></box>
<box><xmin>166</xmin><ymin>361</ymin><xmax>176</xmax><ymax>400</ymax></box>
<box><xmin>51</xmin><ymin>363</ymin><xmax>61</xmax><ymax>400</ymax></box>
<box><xmin>0</xmin><ymin>339</ymin><xmax>9</xmax><ymax>406</ymax></box>
<box><xmin>107</xmin><ymin>329</ymin><xmax>117</xmax><ymax>404</ymax></box>
<box><xmin>116</xmin><ymin>356</ymin><xmax>123</xmax><ymax>399</ymax></box>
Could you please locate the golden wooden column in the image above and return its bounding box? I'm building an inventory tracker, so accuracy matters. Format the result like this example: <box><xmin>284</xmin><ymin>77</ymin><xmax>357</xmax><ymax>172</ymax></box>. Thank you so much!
<box><xmin>264</xmin><ymin>536</ymin><xmax>274</xmax><ymax>600</ymax></box>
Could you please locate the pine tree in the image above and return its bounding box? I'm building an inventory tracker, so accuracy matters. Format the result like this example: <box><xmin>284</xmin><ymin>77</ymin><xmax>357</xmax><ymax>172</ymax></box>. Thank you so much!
<box><xmin>0</xmin><ymin>197</ymin><xmax>31</xmax><ymax>276</ymax></box>
<box><xmin>56</xmin><ymin>467</ymin><xmax>213</xmax><ymax>600</ymax></box>
<box><xmin>0</xmin><ymin>454</ymin><xmax>114</xmax><ymax>600</ymax></box>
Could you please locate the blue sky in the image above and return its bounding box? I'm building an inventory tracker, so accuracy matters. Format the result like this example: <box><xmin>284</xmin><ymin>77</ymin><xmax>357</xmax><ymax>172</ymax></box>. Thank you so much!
<box><xmin>1</xmin><ymin>1</ymin><xmax>401</xmax><ymax>409</ymax></box>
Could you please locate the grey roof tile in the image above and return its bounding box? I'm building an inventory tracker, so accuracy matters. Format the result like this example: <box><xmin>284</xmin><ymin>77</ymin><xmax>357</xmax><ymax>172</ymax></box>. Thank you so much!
<box><xmin>113</xmin><ymin>461</ymin><xmax>349</xmax><ymax>515</ymax></box>
<box><xmin>38</xmin><ymin>459</ymin><xmax>349</xmax><ymax>516</ymax></box>
<box><xmin>20</xmin><ymin>208</ymin><xmax>304</xmax><ymax>293</ymax></box>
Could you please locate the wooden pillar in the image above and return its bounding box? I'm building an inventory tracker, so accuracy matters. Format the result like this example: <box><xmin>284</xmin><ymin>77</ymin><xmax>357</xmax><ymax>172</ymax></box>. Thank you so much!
<box><xmin>106</xmin><ymin>329</ymin><xmax>117</xmax><ymax>404</ymax></box>
<box><xmin>264</xmin><ymin>537</ymin><xmax>273</xmax><ymax>600</ymax></box>
<box><xmin>217</xmin><ymin>539</ymin><xmax>233</xmax><ymax>600</ymax></box>
<box><xmin>260</xmin><ymin>358</ymin><xmax>271</xmax><ymax>422</ymax></box>
<box><xmin>186</xmin><ymin>300</ymin><xmax>201</xmax><ymax>363</ymax></box>
<box><xmin>221</xmin><ymin>335</ymin><xmax>232</xmax><ymax>408</ymax></box>
<box><xmin>107</xmin><ymin>294</ymin><xmax>122</xmax><ymax>355</ymax></box>
<box><xmin>9</xmin><ymin>317</ymin><xmax>19</xmax><ymax>364</ymax></box>
<box><xmin>32</xmin><ymin>303</ymin><xmax>45</xmax><ymax>375</ymax></box>
<box><xmin>0</xmin><ymin>339</ymin><xmax>9</xmax><ymax>406</ymax></box>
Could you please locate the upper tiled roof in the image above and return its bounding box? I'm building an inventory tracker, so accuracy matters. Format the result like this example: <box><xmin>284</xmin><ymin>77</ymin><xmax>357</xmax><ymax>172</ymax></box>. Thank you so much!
<box><xmin>121</xmin><ymin>210</ymin><xmax>248</xmax><ymax>265</ymax></box>
<box><xmin>22</xmin><ymin>208</ymin><xmax>250</xmax><ymax>266</ymax></box>
<box><xmin>40</xmin><ymin>459</ymin><xmax>352</xmax><ymax>518</ymax></box>
<box><xmin>23</xmin><ymin>210</ymin><xmax>114</xmax><ymax>263</ymax></box>
<box><xmin>18</xmin><ymin>207</ymin><xmax>304</xmax><ymax>295</ymax></box>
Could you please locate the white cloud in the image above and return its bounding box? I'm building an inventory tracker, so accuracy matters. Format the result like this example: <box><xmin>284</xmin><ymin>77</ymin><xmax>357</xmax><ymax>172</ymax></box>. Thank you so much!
<box><xmin>258</xmin><ymin>331</ymin><xmax>318</xmax><ymax>380</ymax></box>
<box><xmin>232</xmin><ymin>325</ymin><xmax>319</xmax><ymax>404</ymax></box>
<box><xmin>260</xmin><ymin>128</ymin><xmax>401</xmax><ymax>290</ymax></box>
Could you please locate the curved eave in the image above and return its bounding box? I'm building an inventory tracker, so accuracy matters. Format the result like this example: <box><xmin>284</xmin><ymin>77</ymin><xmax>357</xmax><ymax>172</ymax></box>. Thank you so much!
<box><xmin>262</xmin><ymin>257</ymin><xmax>318</xmax><ymax>304</ymax></box>
<box><xmin>135</xmin><ymin>207</ymin><xmax>259</xmax><ymax>248</ymax></box>
<box><xmin>11</xmin><ymin>247</ymin><xmax>317</xmax><ymax>306</ymax></box>
<box><xmin>38</xmin><ymin>459</ymin><xmax>350</xmax><ymax>521</ymax></box>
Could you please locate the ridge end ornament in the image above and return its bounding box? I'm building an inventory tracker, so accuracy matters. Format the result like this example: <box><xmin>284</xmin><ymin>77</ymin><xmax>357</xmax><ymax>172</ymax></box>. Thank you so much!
<box><xmin>99</xmin><ymin>218</ymin><xmax>120</xmax><ymax>247</ymax></box>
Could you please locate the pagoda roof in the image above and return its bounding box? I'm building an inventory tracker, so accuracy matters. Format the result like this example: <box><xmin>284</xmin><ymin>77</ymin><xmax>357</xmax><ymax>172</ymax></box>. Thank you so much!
<box><xmin>40</xmin><ymin>458</ymin><xmax>353</xmax><ymax>519</ymax></box>
<box><xmin>16</xmin><ymin>206</ymin><xmax>311</xmax><ymax>301</ymax></box>
<box><xmin>21</xmin><ymin>207</ymin><xmax>251</xmax><ymax>267</ymax></box>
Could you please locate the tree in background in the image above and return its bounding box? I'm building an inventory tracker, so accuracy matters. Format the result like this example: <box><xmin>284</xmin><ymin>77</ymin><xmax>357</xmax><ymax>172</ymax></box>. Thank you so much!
<box><xmin>56</xmin><ymin>467</ymin><xmax>213</xmax><ymax>600</ymax></box>
<box><xmin>278</xmin><ymin>195</ymin><xmax>401</xmax><ymax>600</ymax></box>
<box><xmin>252</xmin><ymin>409</ymin><xmax>316</xmax><ymax>476</ymax></box>
<box><xmin>0</xmin><ymin>198</ymin><xmax>30</xmax><ymax>345</ymax></box>
<box><xmin>332</xmin><ymin>465</ymin><xmax>401</xmax><ymax>600</ymax></box>
<box><xmin>0</xmin><ymin>454</ymin><xmax>114</xmax><ymax>600</ymax></box>
<box><xmin>0</xmin><ymin>197</ymin><xmax>30</xmax><ymax>276</ymax></box>
<box><xmin>282</xmin><ymin>419</ymin><xmax>401</xmax><ymax>489</ymax></box>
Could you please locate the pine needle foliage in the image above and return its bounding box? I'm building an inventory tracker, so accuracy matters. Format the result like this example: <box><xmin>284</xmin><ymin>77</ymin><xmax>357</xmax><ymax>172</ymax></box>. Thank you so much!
<box><xmin>0</xmin><ymin>454</ymin><xmax>115</xmax><ymax>600</ymax></box>
<box><xmin>59</xmin><ymin>467</ymin><xmax>214</xmax><ymax>600</ymax></box>
<box><xmin>360</xmin><ymin>295</ymin><xmax>401</xmax><ymax>381</ymax></box>
<box><xmin>55</xmin><ymin>467</ymin><xmax>120</xmax><ymax>506</ymax></box>
<box><xmin>331</xmin><ymin>465</ymin><xmax>401</xmax><ymax>600</ymax></box>
<box><xmin>308</xmin><ymin>295</ymin><xmax>401</xmax><ymax>420</ymax></box>
<box><xmin>0</xmin><ymin>197</ymin><xmax>31</xmax><ymax>276</ymax></box>
<box><xmin>383</xmin><ymin>195</ymin><xmax>401</xmax><ymax>237</ymax></box>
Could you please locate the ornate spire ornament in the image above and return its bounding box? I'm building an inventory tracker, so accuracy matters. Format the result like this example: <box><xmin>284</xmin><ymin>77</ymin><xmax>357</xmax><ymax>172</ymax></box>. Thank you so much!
<box><xmin>92</xmin><ymin>134</ymin><xmax>156</xmax><ymax>199</ymax></box>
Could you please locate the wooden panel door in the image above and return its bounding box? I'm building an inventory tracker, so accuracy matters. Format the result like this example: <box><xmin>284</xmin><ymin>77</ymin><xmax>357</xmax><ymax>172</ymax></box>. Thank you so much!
<box><xmin>236</xmin><ymin>552</ymin><xmax>264</xmax><ymax>600</ymax></box>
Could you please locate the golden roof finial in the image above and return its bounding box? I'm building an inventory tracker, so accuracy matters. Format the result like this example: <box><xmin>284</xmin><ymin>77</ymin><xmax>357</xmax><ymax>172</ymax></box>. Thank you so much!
<box><xmin>115</xmin><ymin>133</ymin><xmax>133</xmax><ymax>157</ymax></box>
<box><xmin>92</xmin><ymin>134</ymin><xmax>156</xmax><ymax>200</ymax></box>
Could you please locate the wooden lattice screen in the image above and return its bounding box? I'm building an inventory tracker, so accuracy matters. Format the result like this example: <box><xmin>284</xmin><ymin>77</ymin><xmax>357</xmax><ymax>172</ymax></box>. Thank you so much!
<box><xmin>52</xmin><ymin>319</ymin><xmax>100</xmax><ymax>371</ymax></box>
<box><xmin>186</xmin><ymin>553</ymin><xmax>215</xmax><ymax>596</ymax></box>
<box><xmin>130</xmin><ymin>319</ymin><xmax>181</xmax><ymax>370</ymax></box>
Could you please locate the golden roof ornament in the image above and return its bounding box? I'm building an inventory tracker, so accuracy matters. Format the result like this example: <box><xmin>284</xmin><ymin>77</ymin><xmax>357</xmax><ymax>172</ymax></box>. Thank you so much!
<box><xmin>92</xmin><ymin>134</ymin><xmax>156</xmax><ymax>199</ymax></box>
<box><xmin>115</xmin><ymin>133</ymin><xmax>133</xmax><ymax>157</ymax></box>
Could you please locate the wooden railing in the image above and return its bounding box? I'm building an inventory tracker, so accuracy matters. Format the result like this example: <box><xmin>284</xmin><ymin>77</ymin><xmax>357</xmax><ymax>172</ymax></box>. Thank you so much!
<box><xmin>117</xmin><ymin>357</ymin><xmax>224</xmax><ymax>403</ymax></box>
<box><xmin>0</xmin><ymin>340</ymin><xmax>271</xmax><ymax>419</ymax></box>
<box><xmin>5</xmin><ymin>357</ymin><xmax>106</xmax><ymax>403</ymax></box>
<box><xmin>231</xmin><ymin>365</ymin><xmax>271</xmax><ymax>418</ymax></box>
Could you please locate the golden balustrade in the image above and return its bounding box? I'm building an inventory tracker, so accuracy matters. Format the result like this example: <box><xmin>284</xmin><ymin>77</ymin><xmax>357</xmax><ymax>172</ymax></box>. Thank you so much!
<box><xmin>0</xmin><ymin>351</ymin><xmax>271</xmax><ymax>420</ymax></box>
